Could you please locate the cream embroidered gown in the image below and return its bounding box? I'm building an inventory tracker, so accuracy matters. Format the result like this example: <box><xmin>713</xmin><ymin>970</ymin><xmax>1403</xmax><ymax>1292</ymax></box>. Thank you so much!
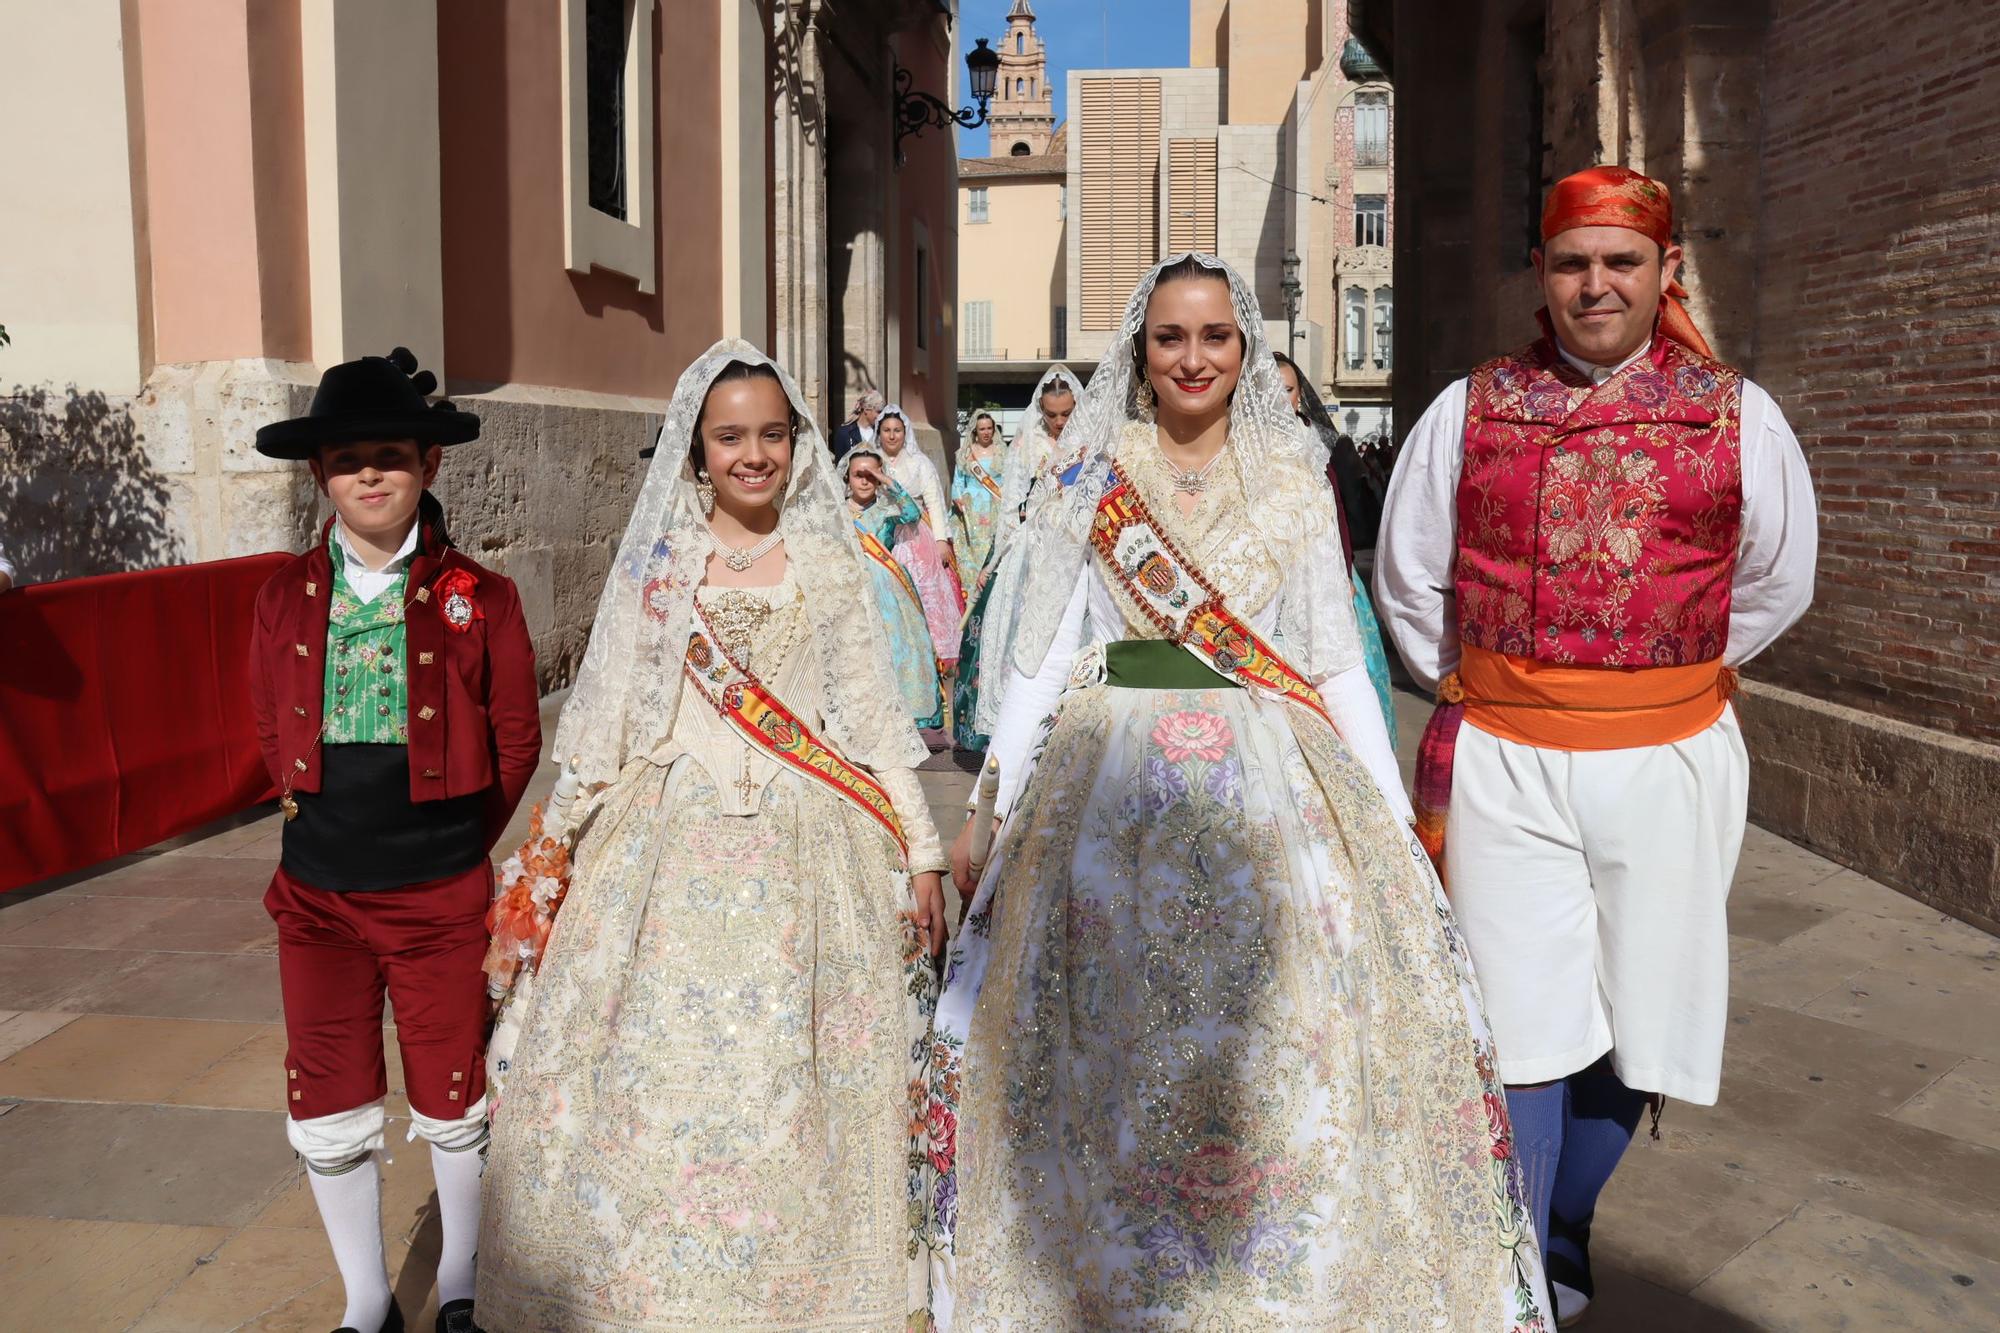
<box><xmin>479</xmin><ymin>570</ymin><xmax>945</xmax><ymax>1331</ymax></box>
<box><xmin>926</xmin><ymin>430</ymin><xmax>1547</xmax><ymax>1330</ymax></box>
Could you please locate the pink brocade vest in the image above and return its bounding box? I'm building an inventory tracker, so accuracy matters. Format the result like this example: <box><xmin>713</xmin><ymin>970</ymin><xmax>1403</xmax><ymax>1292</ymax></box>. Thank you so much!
<box><xmin>1454</xmin><ymin>335</ymin><xmax>1745</xmax><ymax>668</ymax></box>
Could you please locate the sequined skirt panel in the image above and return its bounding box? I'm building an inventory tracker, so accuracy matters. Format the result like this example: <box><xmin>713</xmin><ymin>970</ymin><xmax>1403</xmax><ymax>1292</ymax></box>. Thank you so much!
<box><xmin>479</xmin><ymin>758</ymin><xmax>933</xmax><ymax>1331</ymax></box>
<box><xmin>926</xmin><ymin>684</ymin><xmax>1549</xmax><ymax>1331</ymax></box>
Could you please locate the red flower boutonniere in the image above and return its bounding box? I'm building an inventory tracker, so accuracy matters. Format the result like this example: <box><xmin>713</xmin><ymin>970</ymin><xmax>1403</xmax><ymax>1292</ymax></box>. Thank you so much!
<box><xmin>433</xmin><ymin>569</ymin><xmax>484</xmax><ymax>633</ymax></box>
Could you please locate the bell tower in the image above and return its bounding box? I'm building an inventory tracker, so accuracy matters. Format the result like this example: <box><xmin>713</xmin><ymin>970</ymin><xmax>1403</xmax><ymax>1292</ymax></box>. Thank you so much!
<box><xmin>988</xmin><ymin>0</ymin><xmax>1055</xmax><ymax>156</ymax></box>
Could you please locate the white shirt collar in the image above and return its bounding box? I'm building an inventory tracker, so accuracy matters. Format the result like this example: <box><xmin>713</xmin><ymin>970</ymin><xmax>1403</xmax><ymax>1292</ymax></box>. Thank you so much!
<box><xmin>333</xmin><ymin>519</ymin><xmax>420</xmax><ymax>574</ymax></box>
<box><xmin>858</xmin><ymin>420</ymin><xmax>876</xmax><ymax>443</ymax></box>
<box><xmin>1555</xmin><ymin>339</ymin><xmax>1651</xmax><ymax>386</ymax></box>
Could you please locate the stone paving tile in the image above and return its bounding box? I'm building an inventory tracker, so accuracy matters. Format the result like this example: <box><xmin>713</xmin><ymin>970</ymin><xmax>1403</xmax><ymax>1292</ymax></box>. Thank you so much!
<box><xmin>1571</xmin><ymin>1262</ymin><xmax>1768</xmax><ymax>1331</ymax></box>
<box><xmin>0</xmin><ymin>1015</ymin><xmax>263</xmax><ymax>1104</ymax></box>
<box><xmin>1592</xmin><ymin>1140</ymin><xmax>1802</xmax><ymax>1294</ymax></box>
<box><xmin>1805</xmin><ymin>965</ymin><xmax>2000</xmax><ymax>1064</ymax></box>
<box><xmin>1892</xmin><ymin>1056</ymin><xmax>2000</xmax><ymax>1154</ymax></box>
<box><xmin>66</xmin><ymin>950</ymin><xmax>284</xmax><ymax>1024</ymax></box>
<box><xmin>0</xmin><ymin>884</ymin><xmax>96</xmax><ymax>932</ymax></box>
<box><xmin>0</xmin><ymin>1216</ymin><xmax>231</xmax><ymax>1331</ymax></box>
<box><xmin>163</xmin><ymin>1024</ymin><xmax>292</xmax><ymax>1113</ymax></box>
<box><xmin>1728</xmin><ymin>935</ymin><xmax>1869</xmax><ymax>1012</ymax></box>
<box><xmin>0</xmin><ymin>1101</ymin><xmax>297</xmax><ymax>1228</ymax></box>
<box><xmin>0</xmin><ymin>943</ymin><xmax>152</xmax><ymax>1010</ymax></box>
<box><xmin>1722</xmin><ymin>1001</ymin><xmax>1960</xmax><ymax>1112</ymax></box>
<box><xmin>82</xmin><ymin>853</ymin><xmax>278</xmax><ymax>901</ymax></box>
<box><xmin>0</xmin><ymin>1008</ymin><xmax>78</xmax><ymax>1062</ymax></box>
<box><xmin>1691</xmin><ymin>1200</ymin><xmax>2000</xmax><ymax>1330</ymax></box>
<box><xmin>0</xmin><ymin>894</ymin><xmax>275</xmax><ymax>955</ymax></box>
<box><xmin>126</xmin><ymin>1223</ymin><xmax>340</xmax><ymax>1332</ymax></box>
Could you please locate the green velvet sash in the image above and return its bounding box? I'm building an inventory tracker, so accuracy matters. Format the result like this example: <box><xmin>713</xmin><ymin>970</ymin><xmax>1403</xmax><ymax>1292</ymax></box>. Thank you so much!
<box><xmin>1102</xmin><ymin>639</ymin><xmax>1241</xmax><ymax>691</ymax></box>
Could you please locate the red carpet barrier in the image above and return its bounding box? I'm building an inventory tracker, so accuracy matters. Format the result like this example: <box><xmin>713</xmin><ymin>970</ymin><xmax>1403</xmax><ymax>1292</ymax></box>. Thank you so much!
<box><xmin>0</xmin><ymin>553</ymin><xmax>289</xmax><ymax>892</ymax></box>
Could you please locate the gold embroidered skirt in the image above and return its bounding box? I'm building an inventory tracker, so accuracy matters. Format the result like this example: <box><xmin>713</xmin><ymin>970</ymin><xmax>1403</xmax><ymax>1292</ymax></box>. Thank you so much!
<box><xmin>925</xmin><ymin>683</ymin><xmax>1550</xmax><ymax>1330</ymax></box>
<box><xmin>479</xmin><ymin>758</ymin><xmax>933</xmax><ymax>1331</ymax></box>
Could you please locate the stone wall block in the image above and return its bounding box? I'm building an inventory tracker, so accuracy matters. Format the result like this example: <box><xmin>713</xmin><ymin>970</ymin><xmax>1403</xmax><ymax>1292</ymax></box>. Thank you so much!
<box><xmin>1739</xmin><ymin>680</ymin><xmax>2000</xmax><ymax>933</ymax></box>
<box><xmin>222</xmin><ymin>470</ymin><xmax>318</xmax><ymax>559</ymax></box>
<box><xmin>220</xmin><ymin>363</ymin><xmax>314</xmax><ymax>474</ymax></box>
<box><xmin>135</xmin><ymin>366</ymin><xmax>198</xmax><ymax>476</ymax></box>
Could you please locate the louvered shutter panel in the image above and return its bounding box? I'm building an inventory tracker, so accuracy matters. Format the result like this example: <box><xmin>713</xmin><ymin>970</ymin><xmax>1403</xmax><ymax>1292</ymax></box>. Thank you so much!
<box><xmin>1079</xmin><ymin>77</ymin><xmax>1161</xmax><ymax>331</ymax></box>
<box><xmin>1168</xmin><ymin>138</ymin><xmax>1217</xmax><ymax>254</ymax></box>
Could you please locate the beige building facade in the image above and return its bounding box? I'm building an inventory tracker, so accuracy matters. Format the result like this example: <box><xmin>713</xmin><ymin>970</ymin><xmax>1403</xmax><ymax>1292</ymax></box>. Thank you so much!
<box><xmin>1064</xmin><ymin>2</ymin><xmax>1395</xmax><ymax>440</ymax></box>
<box><xmin>0</xmin><ymin>0</ymin><xmax>964</xmax><ymax>687</ymax></box>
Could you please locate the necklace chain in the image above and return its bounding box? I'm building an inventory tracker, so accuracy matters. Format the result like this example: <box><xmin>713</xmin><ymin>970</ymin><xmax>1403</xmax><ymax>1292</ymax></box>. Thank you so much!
<box><xmin>708</xmin><ymin>525</ymin><xmax>784</xmax><ymax>572</ymax></box>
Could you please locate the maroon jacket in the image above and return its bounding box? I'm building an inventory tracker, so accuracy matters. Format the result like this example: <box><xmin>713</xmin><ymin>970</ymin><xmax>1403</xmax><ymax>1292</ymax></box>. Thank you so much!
<box><xmin>248</xmin><ymin>504</ymin><xmax>542</xmax><ymax>849</ymax></box>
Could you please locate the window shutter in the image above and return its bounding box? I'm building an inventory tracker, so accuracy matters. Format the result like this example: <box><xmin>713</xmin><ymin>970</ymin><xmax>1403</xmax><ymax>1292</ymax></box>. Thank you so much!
<box><xmin>1079</xmin><ymin>77</ymin><xmax>1162</xmax><ymax>331</ymax></box>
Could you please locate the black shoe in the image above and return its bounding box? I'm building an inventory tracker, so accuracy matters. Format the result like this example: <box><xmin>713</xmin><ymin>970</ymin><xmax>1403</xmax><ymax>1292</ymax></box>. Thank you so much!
<box><xmin>334</xmin><ymin>1302</ymin><xmax>404</xmax><ymax>1333</ymax></box>
<box><xmin>1545</xmin><ymin>1222</ymin><xmax>1595</xmax><ymax>1327</ymax></box>
<box><xmin>436</xmin><ymin>1298</ymin><xmax>482</xmax><ymax>1333</ymax></box>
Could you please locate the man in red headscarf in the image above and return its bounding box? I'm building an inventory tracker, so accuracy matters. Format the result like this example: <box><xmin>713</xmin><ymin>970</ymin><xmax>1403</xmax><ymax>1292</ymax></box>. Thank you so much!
<box><xmin>1373</xmin><ymin>165</ymin><xmax>1818</xmax><ymax>1324</ymax></box>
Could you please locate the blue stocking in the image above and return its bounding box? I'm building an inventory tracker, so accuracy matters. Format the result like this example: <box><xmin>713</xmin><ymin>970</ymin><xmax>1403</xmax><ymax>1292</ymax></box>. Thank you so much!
<box><xmin>1546</xmin><ymin>1061</ymin><xmax>1649</xmax><ymax>1296</ymax></box>
<box><xmin>1503</xmin><ymin>1082</ymin><xmax>1567</xmax><ymax>1267</ymax></box>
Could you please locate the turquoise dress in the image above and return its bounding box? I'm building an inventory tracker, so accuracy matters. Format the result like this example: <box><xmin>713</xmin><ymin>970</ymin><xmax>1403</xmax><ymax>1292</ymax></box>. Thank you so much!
<box><xmin>853</xmin><ymin>489</ymin><xmax>945</xmax><ymax>730</ymax></box>
<box><xmin>951</xmin><ymin>563</ymin><xmax>997</xmax><ymax>752</ymax></box>
<box><xmin>1352</xmin><ymin>569</ymin><xmax>1398</xmax><ymax>748</ymax></box>
<box><xmin>950</xmin><ymin>448</ymin><xmax>1006</xmax><ymax>604</ymax></box>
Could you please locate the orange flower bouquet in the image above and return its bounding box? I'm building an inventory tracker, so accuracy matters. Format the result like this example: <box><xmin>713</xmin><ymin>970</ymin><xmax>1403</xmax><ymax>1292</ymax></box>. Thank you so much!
<box><xmin>482</xmin><ymin>800</ymin><xmax>573</xmax><ymax>1000</ymax></box>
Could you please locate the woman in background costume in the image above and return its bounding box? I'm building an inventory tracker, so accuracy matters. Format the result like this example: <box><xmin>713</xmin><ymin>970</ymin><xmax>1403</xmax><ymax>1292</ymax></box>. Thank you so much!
<box><xmin>950</xmin><ymin>411</ymin><xmax>1006</xmax><ymax>603</ymax></box>
<box><xmin>878</xmin><ymin>405</ymin><xmax>965</xmax><ymax>679</ymax></box>
<box><xmin>850</xmin><ymin>446</ymin><xmax>949</xmax><ymax>732</ymax></box>
<box><xmin>953</xmin><ymin>365</ymin><xmax>1084</xmax><ymax>752</ymax></box>
<box><xmin>1274</xmin><ymin>349</ymin><xmax>1398</xmax><ymax>747</ymax></box>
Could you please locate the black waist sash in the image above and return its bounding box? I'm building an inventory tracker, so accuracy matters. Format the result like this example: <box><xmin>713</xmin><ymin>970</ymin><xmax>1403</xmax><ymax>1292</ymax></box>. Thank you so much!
<box><xmin>281</xmin><ymin>744</ymin><xmax>486</xmax><ymax>892</ymax></box>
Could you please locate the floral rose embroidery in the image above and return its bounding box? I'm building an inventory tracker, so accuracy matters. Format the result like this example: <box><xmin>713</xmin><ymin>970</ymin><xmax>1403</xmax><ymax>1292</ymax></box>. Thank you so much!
<box><xmin>1484</xmin><ymin>1091</ymin><xmax>1513</xmax><ymax>1158</ymax></box>
<box><xmin>1151</xmin><ymin>710</ymin><xmax>1233</xmax><ymax>763</ymax></box>
<box><xmin>925</xmin><ymin>1098</ymin><xmax>957</xmax><ymax>1174</ymax></box>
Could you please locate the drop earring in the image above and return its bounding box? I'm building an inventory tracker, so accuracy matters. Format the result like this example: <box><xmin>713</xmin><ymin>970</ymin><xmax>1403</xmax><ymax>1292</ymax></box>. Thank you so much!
<box><xmin>1135</xmin><ymin>375</ymin><xmax>1157</xmax><ymax>420</ymax></box>
<box><xmin>696</xmin><ymin>471</ymin><xmax>716</xmax><ymax>517</ymax></box>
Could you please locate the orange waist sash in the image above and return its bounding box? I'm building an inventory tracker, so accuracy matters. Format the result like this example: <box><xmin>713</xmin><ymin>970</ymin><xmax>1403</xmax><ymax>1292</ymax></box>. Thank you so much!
<box><xmin>1453</xmin><ymin>644</ymin><xmax>1737</xmax><ymax>751</ymax></box>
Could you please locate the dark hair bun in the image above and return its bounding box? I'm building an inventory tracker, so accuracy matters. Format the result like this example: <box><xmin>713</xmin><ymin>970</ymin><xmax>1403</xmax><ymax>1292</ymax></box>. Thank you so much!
<box><xmin>385</xmin><ymin>346</ymin><xmax>419</xmax><ymax>374</ymax></box>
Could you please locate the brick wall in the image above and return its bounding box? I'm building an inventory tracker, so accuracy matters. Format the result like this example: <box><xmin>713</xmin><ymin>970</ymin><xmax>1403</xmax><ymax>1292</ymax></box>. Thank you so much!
<box><xmin>1750</xmin><ymin>0</ymin><xmax>2000</xmax><ymax>744</ymax></box>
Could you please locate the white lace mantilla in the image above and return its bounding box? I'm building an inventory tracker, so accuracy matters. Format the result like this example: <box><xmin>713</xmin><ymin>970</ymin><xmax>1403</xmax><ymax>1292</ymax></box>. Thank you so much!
<box><xmin>553</xmin><ymin>339</ymin><xmax>929</xmax><ymax>798</ymax></box>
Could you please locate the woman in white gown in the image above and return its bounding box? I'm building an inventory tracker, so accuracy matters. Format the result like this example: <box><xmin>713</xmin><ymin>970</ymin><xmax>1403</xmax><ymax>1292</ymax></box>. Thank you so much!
<box><xmin>478</xmin><ymin>342</ymin><xmax>949</xmax><ymax>1331</ymax></box>
<box><xmin>927</xmin><ymin>257</ymin><xmax>1552</xmax><ymax>1330</ymax></box>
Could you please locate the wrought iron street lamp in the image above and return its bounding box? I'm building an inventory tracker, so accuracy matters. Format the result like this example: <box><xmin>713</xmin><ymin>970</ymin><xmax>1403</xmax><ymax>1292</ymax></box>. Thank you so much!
<box><xmin>1280</xmin><ymin>250</ymin><xmax>1304</xmax><ymax>355</ymax></box>
<box><xmin>895</xmin><ymin>37</ymin><xmax>1001</xmax><ymax>167</ymax></box>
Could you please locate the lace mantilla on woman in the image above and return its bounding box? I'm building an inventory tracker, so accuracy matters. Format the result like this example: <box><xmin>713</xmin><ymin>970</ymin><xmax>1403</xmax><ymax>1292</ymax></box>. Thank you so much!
<box><xmin>552</xmin><ymin>340</ymin><xmax>927</xmax><ymax>797</ymax></box>
<box><xmin>987</xmin><ymin>254</ymin><xmax>1351</xmax><ymax>685</ymax></box>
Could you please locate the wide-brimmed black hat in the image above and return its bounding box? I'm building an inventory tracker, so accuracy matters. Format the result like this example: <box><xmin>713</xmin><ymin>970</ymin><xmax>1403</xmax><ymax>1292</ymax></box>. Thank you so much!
<box><xmin>255</xmin><ymin>347</ymin><xmax>480</xmax><ymax>459</ymax></box>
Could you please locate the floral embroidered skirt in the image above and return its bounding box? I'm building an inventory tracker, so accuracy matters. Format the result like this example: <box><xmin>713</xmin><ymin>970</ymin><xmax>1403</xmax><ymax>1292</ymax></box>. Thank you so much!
<box><xmin>478</xmin><ymin>758</ymin><xmax>936</xmax><ymax>1331</ymax></box>
<box><xmin>925</xmin><ymin>683</ymin><xmax>1551</xmax><ymax>1331</ymax></box>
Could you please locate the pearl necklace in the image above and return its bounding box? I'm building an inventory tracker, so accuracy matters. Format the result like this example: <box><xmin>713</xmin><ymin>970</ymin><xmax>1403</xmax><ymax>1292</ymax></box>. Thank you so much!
<box><xmin>708</xmin><ymin>525</ymin><xmax>784</xmax><ymax>572</ymax></box>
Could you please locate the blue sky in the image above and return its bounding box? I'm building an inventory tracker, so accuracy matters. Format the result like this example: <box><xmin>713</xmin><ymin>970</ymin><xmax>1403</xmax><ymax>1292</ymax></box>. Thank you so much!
<box><xmin>956</xmin><ymin>0</ymin><xmax>1192</xmax><ymax>157</ymax></box>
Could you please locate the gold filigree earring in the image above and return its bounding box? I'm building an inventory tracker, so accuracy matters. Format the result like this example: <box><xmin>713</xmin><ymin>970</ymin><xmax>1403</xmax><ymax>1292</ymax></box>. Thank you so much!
<box><xmin>1134</xmin><ymin>375</ymin><xmax>1157</xmax><ymax>420</ymax></box>
<box><xmin>696</xmin><ymin>471</ymin><xmax>716</xmax><ymax>516</ymax></box>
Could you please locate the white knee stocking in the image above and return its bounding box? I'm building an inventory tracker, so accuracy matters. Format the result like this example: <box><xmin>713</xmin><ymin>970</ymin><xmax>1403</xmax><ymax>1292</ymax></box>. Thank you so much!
<box><xmin>307</xmin><ymin>1156</ymin><xmax>392</xmax><ymax>1332</ymax></box>
<box><xmin>429</xmin><ymin>1140</ymin><xmax>486</xmax><ymax>1306</ymax></box>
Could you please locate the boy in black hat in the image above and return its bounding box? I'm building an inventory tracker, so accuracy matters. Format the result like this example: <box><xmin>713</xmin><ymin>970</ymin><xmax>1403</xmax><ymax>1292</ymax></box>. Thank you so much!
<box><xmin>250</xmin><ymin>348</ymin><xmax>541</xmax><ymax>1333</ymax></box>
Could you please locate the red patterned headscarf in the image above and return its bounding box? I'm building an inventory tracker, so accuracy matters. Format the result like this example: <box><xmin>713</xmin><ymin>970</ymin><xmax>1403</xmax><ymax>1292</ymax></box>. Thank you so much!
<box><xmin>1540</xmin><ymin>164</ymin><xmax>1712</xmax><ymax>358</ymax></box>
